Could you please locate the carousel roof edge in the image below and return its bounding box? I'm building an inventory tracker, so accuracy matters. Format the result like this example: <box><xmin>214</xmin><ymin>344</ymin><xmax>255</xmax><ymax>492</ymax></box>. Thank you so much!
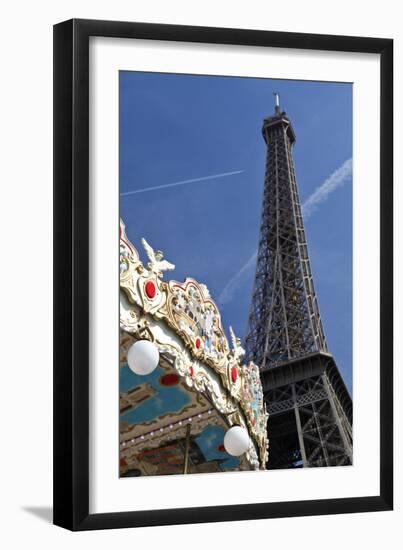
<box><xmin>119</xmin><ymin>219</ymin><xmax>269</xmax><ymax>469</ymax></box>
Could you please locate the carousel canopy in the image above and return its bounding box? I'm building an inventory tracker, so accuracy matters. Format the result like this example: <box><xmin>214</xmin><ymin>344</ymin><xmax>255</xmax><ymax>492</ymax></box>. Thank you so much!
<box><xmin>119</xmin><ymin>219</ymin><xmax>268</xmax><ymax>476</ymax></box>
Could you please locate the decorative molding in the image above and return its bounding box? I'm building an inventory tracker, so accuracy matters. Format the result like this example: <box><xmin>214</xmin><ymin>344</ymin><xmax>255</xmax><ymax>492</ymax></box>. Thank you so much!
<box><xmin>120</xmin><ymin>219</ymin><xmax>269</xmax><ymax>469</ymax></box>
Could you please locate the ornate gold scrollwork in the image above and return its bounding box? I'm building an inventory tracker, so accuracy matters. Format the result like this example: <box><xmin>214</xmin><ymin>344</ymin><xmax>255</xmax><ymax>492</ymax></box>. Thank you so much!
<box><xmin>119</xmin><ymin>219</ymin><xmax>268</xmax><ymax>468</ymax></box>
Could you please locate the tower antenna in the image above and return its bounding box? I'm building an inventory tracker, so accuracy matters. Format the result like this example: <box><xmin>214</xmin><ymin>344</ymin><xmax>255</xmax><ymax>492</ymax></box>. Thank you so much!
<box><xmin>273</xmin><ymin>91</ymin><xmax>281</xmax><ymax>114</ymax></box>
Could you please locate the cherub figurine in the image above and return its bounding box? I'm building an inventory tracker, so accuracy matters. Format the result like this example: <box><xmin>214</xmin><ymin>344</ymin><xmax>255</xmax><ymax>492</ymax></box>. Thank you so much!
<box><xmin>141</xmin><ymin>238</ymin><xmax>175</xmax><ymax>277</ymax></box>
<box><xmin>229</xmin><ymin>326</ymin><xmax>245</xmax><ymax>360</ymax></box>
<box><xmin>199</xmin><ymin>283</ymin><xmax>210</xmax><ymax>298</ymax></box>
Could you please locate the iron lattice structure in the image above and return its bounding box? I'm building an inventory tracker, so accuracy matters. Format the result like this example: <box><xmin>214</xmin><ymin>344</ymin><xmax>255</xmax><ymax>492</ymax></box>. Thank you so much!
<box><xmin>245</xmin><ymin>98</ymin><xmax>353</xmax><ymax>468</ymax></box>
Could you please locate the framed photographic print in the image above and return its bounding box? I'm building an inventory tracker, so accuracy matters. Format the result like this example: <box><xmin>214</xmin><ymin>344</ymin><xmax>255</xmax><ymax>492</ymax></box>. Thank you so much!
<box><xmin>53</xmin><ymin>18</ymin><xmax>393</xmax><ymax>530</ymax></box>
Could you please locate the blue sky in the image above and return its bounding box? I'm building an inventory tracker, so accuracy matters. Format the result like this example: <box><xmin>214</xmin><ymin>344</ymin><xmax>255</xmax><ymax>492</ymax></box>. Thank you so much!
<box><xmin>120</xmin><ymin>72</ymin><xmax>352</xmax><ymax>393</ymax></box>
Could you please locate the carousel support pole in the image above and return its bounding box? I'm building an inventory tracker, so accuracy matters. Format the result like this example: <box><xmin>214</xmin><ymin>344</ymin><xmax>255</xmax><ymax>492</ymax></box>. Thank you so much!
<box><xmin>183</xmin><ymin>423</ymin><xmax>191</xmax><ymax>474</ymax></box>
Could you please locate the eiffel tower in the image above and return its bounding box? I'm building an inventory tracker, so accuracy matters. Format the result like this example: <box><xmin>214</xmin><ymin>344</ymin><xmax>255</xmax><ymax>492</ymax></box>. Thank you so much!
<box><xmin>245</xmin><ymin>93</ymin><xmax>353</xmax><ymax>468</ymax></box>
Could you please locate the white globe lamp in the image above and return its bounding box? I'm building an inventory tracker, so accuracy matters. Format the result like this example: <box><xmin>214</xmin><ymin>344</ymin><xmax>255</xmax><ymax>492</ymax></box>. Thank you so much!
<box><xmin>127</xmin><ymin>340</ymin><xmax>159</xmax><ymax>376</ymax></box>
<box><xmin>223</xmin><ymin>425</ymin><xmax>250</xmax><ymax>456</ymax></box>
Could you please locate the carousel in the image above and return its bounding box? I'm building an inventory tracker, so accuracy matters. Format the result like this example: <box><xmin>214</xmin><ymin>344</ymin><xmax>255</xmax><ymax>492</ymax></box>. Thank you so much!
<box><xmin>119</xmin><ymin>220</ymin><xmax>269</xmax><ymax>477</ymax></box>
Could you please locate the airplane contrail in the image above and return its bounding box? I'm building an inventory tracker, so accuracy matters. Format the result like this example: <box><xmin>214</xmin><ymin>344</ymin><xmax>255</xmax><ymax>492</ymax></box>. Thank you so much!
<box><xmin>219</xmin><ymin>251</ymin><xmax>258</xmax><ymax>305</ymax></box>
<box><xmin>218</xmin><ymin>158</ymin><xmax>352</xmax><ymax>305</ymax></box>
<box><xmin>120</xmin><ymin>170</ymin><xmax>244</xmax><ymax>196</ymax></box>
<box><xmin>301</xmin><ymin>158</ymin><xmax>352</xmax><ymax>220</ymax></box>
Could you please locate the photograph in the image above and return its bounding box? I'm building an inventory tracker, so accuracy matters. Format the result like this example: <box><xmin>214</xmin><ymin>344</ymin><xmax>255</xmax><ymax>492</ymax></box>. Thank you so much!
<box><xmin>0</xmin><ymin>0</ymin><xmax>396</xmax><ymax>542</ymax></box>
<box><xmin>118</xmin><ymin>71</ymin><xmax>353</xmax><ymax>477</ymax></box>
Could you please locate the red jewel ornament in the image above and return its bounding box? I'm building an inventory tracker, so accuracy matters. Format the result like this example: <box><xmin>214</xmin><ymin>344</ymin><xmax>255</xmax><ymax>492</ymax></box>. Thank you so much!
<box><xmin>218</xmin><ymin>444</ymin><xmax>226</xmax><ymax>452</ymax></box>
<box><xmin>195</xmin><ymin>338</ymin><xmax>201</xmax><ymax>349</ymax></box>
<box><xmin>231</xmin><ymin>366</ymin><xmax>238</xmax><ymax>383</ymax></box>
<box><xmin>160</xmin><ymin>373</ymin><xmax>180</xmax><ymax>387</ymax></box>
<box><xmin>145</xmin><ymin>280</ymin><xmax>157</xmax><ymax>299</ymax></box>
<box><xmin>188</xmin><ymin>366</ymin><xmax>194</xmax><ymax>377</ymax></box>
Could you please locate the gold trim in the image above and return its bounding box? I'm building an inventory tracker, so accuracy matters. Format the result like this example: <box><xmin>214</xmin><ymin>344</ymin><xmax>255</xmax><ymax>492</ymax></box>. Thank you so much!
<box><xmin>119</xmin><ymin>219</ymin><xmax>269</xmax><ymax>468</ymax></box>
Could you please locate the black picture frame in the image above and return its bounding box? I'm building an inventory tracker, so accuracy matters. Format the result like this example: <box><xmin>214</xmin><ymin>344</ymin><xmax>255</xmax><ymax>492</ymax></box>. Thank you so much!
<box><xmin>53</xmin><ymin>18</ymin><xmax>393</xmax><ymax>531</ymax></box>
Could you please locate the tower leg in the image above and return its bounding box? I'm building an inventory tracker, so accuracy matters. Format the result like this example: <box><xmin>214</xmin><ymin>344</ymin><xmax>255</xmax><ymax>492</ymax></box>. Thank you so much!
<box><xmin>265</xmin><ymin>359</ymin><xmax>352</xmax><ymax>469</ymax></box>
<box><xmin>292</xmin><ymin>383</ymin><xmax>307</xmax><ymax>467</ymax></box>
<box><xmin>322</xmin><ymin>374</ymin><xmax>353</xmax><ymax>463</ymax></box>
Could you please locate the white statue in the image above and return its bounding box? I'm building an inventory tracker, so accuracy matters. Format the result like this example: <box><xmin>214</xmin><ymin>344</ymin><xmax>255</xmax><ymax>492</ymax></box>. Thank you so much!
<box><xmin>199</xmin><ymin>283</ymin><xmax>210</xmax><ymax>298</ymax></box>
<box><xmin>229</xmin><ymin>326</ymin><xmax>245</xmax><ymax>360</ymax></box>
<box><xmin>141</xmin><ymin>238</ymin><xmax>175</xmax><ymax>277</ymax></box>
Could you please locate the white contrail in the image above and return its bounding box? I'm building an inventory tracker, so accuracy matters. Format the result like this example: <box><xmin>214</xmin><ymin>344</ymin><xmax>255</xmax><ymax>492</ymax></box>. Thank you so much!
<box><xmin>218</xmin><ymin>158</ymin><xmax>352</xmax><ymax>305</ymax></box>
<box><xmin>301</xmin><ymin>158</ymin><xmax>352</xmax><ymax>220</ymax></box>
<box><xmin>219</xmin><ymin>251</ymin><xmax>257</xmax><ymax>305</ymax></box>
<box><xmin>120</xmin><ymin>170</ymin><xmax>244</xmax><ymax>196</ymax></box>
